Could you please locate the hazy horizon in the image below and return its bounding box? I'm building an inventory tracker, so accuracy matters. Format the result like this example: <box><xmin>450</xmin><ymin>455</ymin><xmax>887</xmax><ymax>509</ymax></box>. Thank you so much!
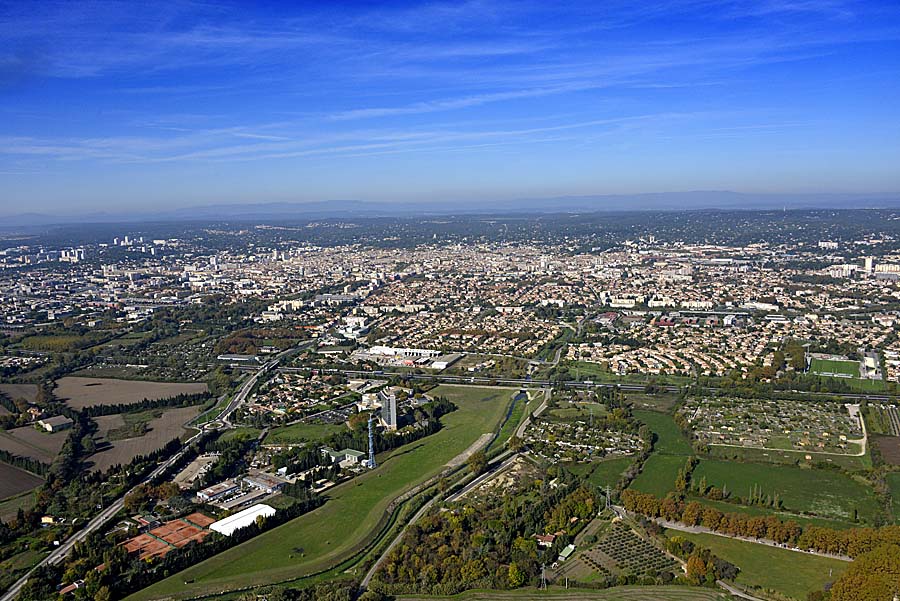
<box><xmin>2</xmin><ymin>1</ymin><xmax>900</xmax><ymax>212</ymax></box>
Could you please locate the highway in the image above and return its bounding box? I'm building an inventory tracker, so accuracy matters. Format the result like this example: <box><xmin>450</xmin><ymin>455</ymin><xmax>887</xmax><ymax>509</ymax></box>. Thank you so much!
<box><xmin>276</xmin><ymin>366</ymin><xmax>897</xmax><ymax>402</ymax></box>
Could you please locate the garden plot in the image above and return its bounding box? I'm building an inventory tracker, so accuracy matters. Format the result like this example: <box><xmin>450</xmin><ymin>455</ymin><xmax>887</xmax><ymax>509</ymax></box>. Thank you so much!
<box><xmin>681</xmin><ymin>397</ymin><xmax>863</xmax><ymax>455</ymax></box>
<box><xmin>524</xmin><ymin>419</ymin><xmax>641</xmax><ymax>464</ymax></box>
<box><xmin>575</xmin><ymin>522</ymin><xmax>678</xmax><ymax>579</ymax></box>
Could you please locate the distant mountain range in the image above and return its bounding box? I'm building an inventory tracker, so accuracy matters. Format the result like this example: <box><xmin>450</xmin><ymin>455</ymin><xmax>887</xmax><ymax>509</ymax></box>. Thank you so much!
<box><xmin>3</xmin><ymin>191</ymin><xmax>899</xmax><ymax>227</ymax></box>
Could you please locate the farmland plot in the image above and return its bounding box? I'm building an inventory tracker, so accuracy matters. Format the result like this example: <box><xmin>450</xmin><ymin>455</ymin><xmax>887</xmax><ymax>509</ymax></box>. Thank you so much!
<box><xmin>55</xmin><ymin>377</ymin><xmax>207</xmax><ymax>410</ymax></box>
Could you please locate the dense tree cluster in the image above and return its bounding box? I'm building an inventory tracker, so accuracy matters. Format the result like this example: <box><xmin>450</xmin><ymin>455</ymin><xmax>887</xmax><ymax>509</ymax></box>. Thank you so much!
<box><xmin>666</xmin><ymin>536</ymin><xmax>739</xmax><ymax>585</ymax></box>
<box><xmin>0</xmin><ymin>449</ymin><xmax>49</xmax><ymax>476</ymax></box>
<box><xmin>372</xmin><ymin>476</ymin><xmax>599</xmax><ymax>596</ymax></box>
<box><xmin>827</xmin><ymin>543</ymin><xmax>900</xmax><ymax>601</ymax></box>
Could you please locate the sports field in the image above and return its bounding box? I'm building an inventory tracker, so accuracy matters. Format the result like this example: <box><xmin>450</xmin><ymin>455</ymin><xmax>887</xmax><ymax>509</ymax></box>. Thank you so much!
<box><xmin>128</xmin><ymin>385</ymin><xmax>514</xmax><ymax>600</ymax></box>
<box><xmin>693</xmin><ymin>459</ymin><xmax>879</xmax><ymax>523</ymax></box>
<box><xmin>398</xmin><ymin>585</ymin><xmax>729</xmax><ymax>600</ymax></box>
<box><xmin>673</xmin><ymin>531</ymin><xmax>848</xmax><ymax>600</ymax></box>
<box><xmin>809</xmin><ymin>357</ymin><xmax>860</xmax><ymax>378</ymax></box>
<box><xmin>628</xmin><ymin>410</ymin><xmax>693</xmax><ymax>497</ymax></box>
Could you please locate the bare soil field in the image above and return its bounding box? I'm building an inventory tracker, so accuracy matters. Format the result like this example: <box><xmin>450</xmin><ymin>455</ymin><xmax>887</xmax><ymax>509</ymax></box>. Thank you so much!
<box><xmin>55</xmin><ymin>377</ymin><xmax>207</xmax><ymax>410</ymax></box>
<box><xmin>0</xmin><ymin>384</ymin><xmax>39</xmax><ymax>405</ymax></box>
<box><xmin>93</xmin><ymin>414</ymin><xmax>126</xmax><ymax>438</ymax></box>
<box><xmin>0</xmin><ymin>462</ymin><xmax>44</xmax><ymax>500</ymax></box>
<box><xmin>0</xmin><ymin>426</ymin><xmax>68</xmax><ymax>464</ymax></box>
<box><xmin>0</xmin><ymin>492</ymin><xmax>36</xmax><ymax>523</ymax></box>
<box><xmin>874</xmin><ymin>434</ymin><xmax>900</xmax><ymax>465</ymax></box>
<box><xmin>88</xmin><ymin>406</ymin><xmax>200</xmax><ymax>473</ymax></box>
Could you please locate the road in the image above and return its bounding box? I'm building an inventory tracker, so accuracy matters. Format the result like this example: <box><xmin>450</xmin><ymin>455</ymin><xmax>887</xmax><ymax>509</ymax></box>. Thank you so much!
<box><xmin>718</xmin><ymin>580</ymin><xmax>766</xmax><ymax>601</ymax></box>
<box><xmin>649</xmin><ymin>516</ymin><xmax>852</xmax><ymax>562</ymax></box>
<box><xmin>275</xmin><ymin>367</ymin><xmax>895</xmax><ymax>402</ymax></box>
<box><xmin>0</xmin><ymin>429</ymin><xmax>205</xmax><ymax>601</ymax></box>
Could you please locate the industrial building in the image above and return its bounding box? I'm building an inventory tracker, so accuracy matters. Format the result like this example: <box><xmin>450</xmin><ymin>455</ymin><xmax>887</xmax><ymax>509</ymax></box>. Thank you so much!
<box><xmin>209</xmin><ymin>504</ymin><xmax>276</xmax><ymax>537</ymax></box>
<box><xmin>197</xmin><ymin>480</ymin><xmax>239</xmax><ymax>502</ymax></box>
<box><xmin>243</xmin><ymin>469</ymin><xmax>289</xmax><ymax>493</ymax></box>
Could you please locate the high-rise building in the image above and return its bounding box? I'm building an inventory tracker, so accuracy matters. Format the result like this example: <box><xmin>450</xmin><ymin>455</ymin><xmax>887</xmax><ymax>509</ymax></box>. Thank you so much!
<box><xmin>864</xmin><ymin>256</ymin><xmax>874</xmax><ymax>273</ymax></box>
<box><xmin>381</xmin><ymin>392</ymin><xmax>397</xmax><ymax>431</ymax></box>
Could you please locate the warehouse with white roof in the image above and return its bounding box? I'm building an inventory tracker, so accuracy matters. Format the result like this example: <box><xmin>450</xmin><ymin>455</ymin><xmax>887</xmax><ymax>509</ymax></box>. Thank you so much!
<box><xmin>209</xmin><ymin>503</ymin><xmax>276</xmax><ymax>537</ymax></box>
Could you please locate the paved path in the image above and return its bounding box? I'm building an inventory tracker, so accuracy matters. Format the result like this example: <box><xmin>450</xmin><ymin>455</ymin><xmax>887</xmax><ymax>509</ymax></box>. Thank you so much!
<box><xmin>717</xmin><ymin>580</ymin><xmax>766</xmax><ymax>601</ymax></box>
<box><xmin>650</xmin><ymin>516</ymin><xmax>852</xmax><ymax>562</ymax></box>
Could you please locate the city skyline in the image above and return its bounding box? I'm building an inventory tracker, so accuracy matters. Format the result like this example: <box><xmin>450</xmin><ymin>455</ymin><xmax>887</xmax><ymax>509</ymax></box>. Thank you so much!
<box><xmin>2</xmin><ymin>0</ymin><xmax>900</xmax><ymax>213</ymax></box>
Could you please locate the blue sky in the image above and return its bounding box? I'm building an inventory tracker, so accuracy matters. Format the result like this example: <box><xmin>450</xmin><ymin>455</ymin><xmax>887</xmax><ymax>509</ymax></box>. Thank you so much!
<box><xmin>1</xmin><ymin>0</ymin><xmax>899</xmax><ymax>213</ymax></box>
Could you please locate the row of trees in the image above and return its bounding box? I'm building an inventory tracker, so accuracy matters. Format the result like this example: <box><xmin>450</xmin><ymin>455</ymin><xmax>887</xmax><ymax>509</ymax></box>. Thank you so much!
<box><xmin>79</xmin><ymin>392</ymin><xmax>211</xmax><ymax>417</ymax></box>
<box><xmin>621</xmin><ymin>489</ymin><xmax>900</xmax><ymax>558</ymax></box>
<box><xmin>0</xmin><ymin>448</ymin><xmax>49</xmax><ymax>476</ymax></box>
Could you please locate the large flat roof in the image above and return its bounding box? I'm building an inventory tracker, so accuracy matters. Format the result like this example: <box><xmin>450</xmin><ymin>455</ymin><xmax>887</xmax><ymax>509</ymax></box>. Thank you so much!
<box><xmin>209</xmin><ymin>503</ymin><xmax>276</xmax><ymax>537</ymax></box>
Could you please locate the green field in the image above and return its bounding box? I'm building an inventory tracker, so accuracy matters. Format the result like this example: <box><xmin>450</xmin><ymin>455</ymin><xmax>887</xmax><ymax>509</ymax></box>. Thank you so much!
<box><xmin>809</xmin><ymin>358</ymin><xmax>860</xmax><ymax>377</ymax></box>
<box><xmin>633</xmin><ymin>410</ymin><xmax>693</xmax><ymax>456</ymax></box>
<box><xmin>630</xmin><ymin>454</ymin><xmax>687</xmax><ymax>497</ymax></box>
<box><xmin>398</xmin><ymin>585</ymin><xmax>729</xmax><ymax>600</ymax></box>
<box><xmin>582</xmin><ymin>456</ymin><xmax>634</xmax><ymax>490</ymax></box>
<box><xmin>687</xmin><ymin>496</ymin><xmax>856</xmax><ymax>530</ymax></box>
<box><xmin>265</xmin><ymin>422</ymin><xmax>347</xmax><ymax>445</ymax></box>
<box><xmin>693</xmin><ymin>459</ymin><xmax>879</xmax><ymax>523</ymax></box>
<box><xmin>705</xmin><ymin>443</ymin><xmax>871</xmax><ymax>471</ymax></box>
<box><xmin>546</xmin><ymin>401</ymin><xmax>607</xmax><ymax>421</ymax></box>
<box><xmin>628</xmin><ymin>410</ymin><xmax>693</xmax><ymax>497</ymax></box>
<box><xmin>887</xmin><ymin>472</ymin><xmax>900</xmax><ymax>521</ymax></box>
<box><xmin>102</xmin><ymin>331</ymin><xmax>152</xmax><ymax>347</ymax></box>
<box><xmin>128</xmin><ymin>385</ymin><xmax>514</xmax><ymax>600</ymax></box>
<box><xmin>672</xmin><ymin>531</ymin><xmax>848</xmax><ymax>600</ymax></box>
<box><xmin>220</xmin><ymin>427</ymin><xmax>262</xmax><ymax>442</ymax></box>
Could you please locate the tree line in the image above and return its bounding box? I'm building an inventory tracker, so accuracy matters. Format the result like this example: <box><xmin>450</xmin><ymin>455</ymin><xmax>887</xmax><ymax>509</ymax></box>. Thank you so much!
<box><xmin>80</xmin><ymin>391</ymin><xmax>211</xmax><ymax>417</ymax></box>
<box><xmin>621</xmin><ymin>489</ymin><xmax>900</xmax><ymax>558</ymax></box>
